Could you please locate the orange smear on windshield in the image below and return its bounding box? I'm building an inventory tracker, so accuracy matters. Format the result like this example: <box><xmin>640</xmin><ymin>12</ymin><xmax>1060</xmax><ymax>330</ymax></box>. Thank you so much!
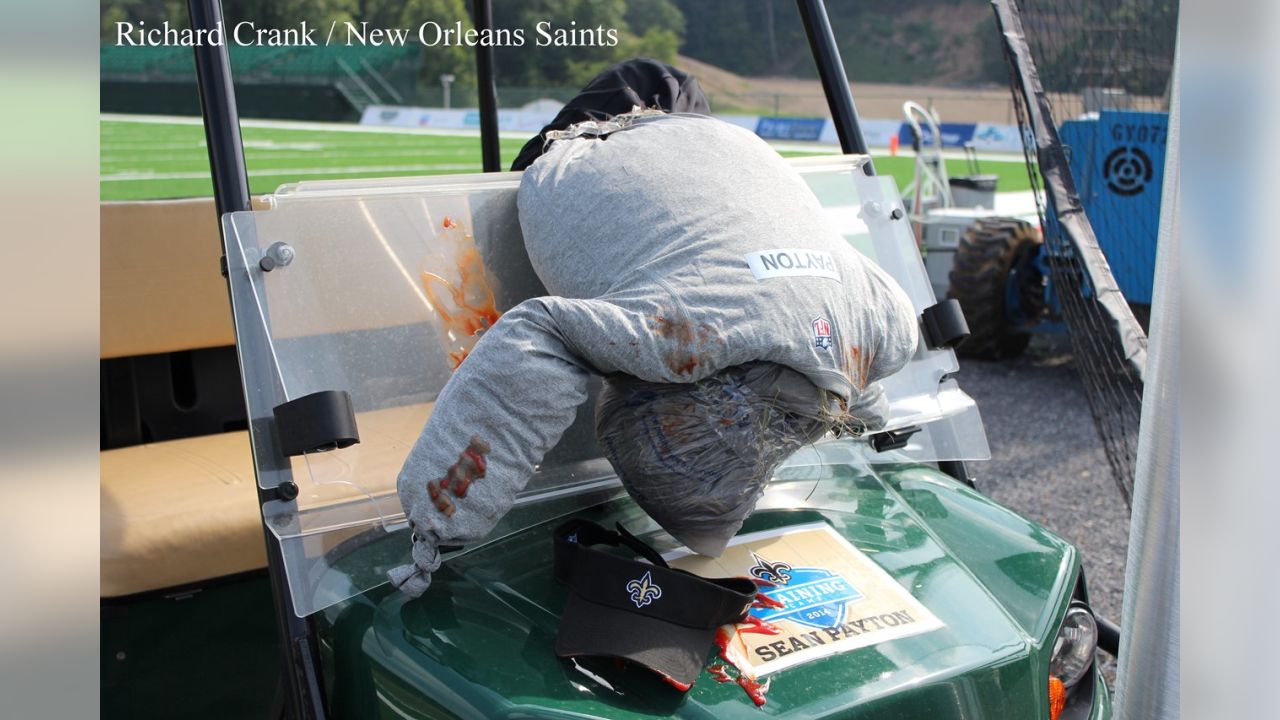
<box><xmin>420</xmin><ymin>216</ymin><xmax>501</xmax><ymax>369</ymax></box>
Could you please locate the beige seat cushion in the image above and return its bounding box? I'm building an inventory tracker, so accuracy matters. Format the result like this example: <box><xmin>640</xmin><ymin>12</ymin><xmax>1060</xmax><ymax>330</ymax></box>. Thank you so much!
<box><xmin>100</xmin><ymin>198</ymin><xmax>270</xmax><ymax>359</ymax></box>
<box><xmin>101</xmin><ymin>431</ymin><xmax>263</xmax><ymax>597</ymax></box>
<box><xmin>101</xmin><ymin>404</ymin><xmax>431</xmax><ymax>597</ymax></box>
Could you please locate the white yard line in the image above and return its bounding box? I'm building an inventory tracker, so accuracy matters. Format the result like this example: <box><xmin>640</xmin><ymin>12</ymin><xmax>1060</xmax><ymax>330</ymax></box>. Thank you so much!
<box><xmin>100</xmin><ymin>113</ymin><xmax>532</xmax><ymax>140</ymax></box>
<box><xmin>101</xmin><ymin>163</ymin><xmax>482</xmax><ymax>182</ymax></box>
<box><xmin>101</xmin><ymin>114</ymin><xmax>1029</xmax><ymax>163</ymax></box>
<box><xmin>768</xmin><ymin>139</ymin><xmax>1026</xmax><ymax>163</ymax></box>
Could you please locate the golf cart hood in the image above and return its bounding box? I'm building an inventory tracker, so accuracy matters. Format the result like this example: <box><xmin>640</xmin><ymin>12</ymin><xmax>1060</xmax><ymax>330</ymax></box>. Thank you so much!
<box><xmin>318</xmin><ymin>446</ymin><xmax>1080</xmax><ymax>719</ymax></box>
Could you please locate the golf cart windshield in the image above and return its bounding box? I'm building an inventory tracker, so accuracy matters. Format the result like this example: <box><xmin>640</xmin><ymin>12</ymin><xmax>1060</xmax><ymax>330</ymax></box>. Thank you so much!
<box><xmin>222</xmin><ymin>153</ymin><xmax>989</xmax><ymax>616</ymax></box>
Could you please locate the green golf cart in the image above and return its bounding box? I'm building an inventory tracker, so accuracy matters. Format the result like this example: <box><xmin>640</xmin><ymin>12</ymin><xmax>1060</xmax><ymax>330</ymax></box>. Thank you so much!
<box><xmin>101</xmin><ymin>2</ymin><xmax>1114</xmax><ymax>718</ymax></box>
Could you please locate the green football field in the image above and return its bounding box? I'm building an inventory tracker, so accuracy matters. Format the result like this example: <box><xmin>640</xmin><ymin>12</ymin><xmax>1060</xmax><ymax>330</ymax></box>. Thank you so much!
<box><xmin>100</xmin><ymin>117</ymin><xmax>1031</xmax><ymax>202</ymax></box>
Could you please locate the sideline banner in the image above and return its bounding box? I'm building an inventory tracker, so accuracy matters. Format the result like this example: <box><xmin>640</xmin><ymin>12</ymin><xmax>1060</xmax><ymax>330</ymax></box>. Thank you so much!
<box><xmin>666</xmin><ymin>523</ymin><xmax>943</xmax><ymax>676</ymax></box>
<box><xmin>755</xmin><ymin>117</ymin><xmax>827</xmax><ymax>141</ymax></box>
<box><xmin>897</xmin><ymin>121</ymin><xmax>976</xmax><ymax>149</ymax></box>
<box><xmin>971</xmin><ymin>122</ymin><xmax>1027</xmax><ymax>152</ymax></box>
<box><xmin>818</xmin><ymin>118</ymin><xmax>902</xmax><ymax>147</ymax></box>
<box><xmin>360</xmin><ymin>105</ymin><xmax>556</xmax><ymax>132</ymax></box>
<box><xmin>360</xmin><ymin>105</ymin><xmax>1022</xmax><ymax>152</ymax></box>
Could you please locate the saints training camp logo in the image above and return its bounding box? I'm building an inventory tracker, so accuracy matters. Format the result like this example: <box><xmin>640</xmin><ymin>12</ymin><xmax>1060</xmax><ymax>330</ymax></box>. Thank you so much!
<box><xmin>626</xmin><ymin>570</ymin><xmax>663</xmax><ymax>608</ymax></box>
<box><xmin>812</xmin><ymin>316</ymin><xmax>833</xmax><ymax>350</ymax></box>
<box><xmin>749</xmin><ymin>552</ymin><xmax>863</xmax><ymax>630</ymax></box>
<box><xmin>750</xmin><ymin>551</ymin><xmax>792</xmax><ymax>585</ymax></box>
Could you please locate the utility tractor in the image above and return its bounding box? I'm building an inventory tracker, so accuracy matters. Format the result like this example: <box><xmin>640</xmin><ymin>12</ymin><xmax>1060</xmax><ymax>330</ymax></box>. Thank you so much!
<box><xmin>907</xmin><ymin>99</ymin><xmax>1166</xmax><ymax>360</ymax></box>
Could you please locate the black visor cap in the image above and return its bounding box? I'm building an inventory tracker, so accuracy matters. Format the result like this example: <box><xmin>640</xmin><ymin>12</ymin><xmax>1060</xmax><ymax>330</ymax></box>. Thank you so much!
<box><xmin>553</xmin><ymin>519</ymin><xmax>757</xmax><ymax>689</ymax></box>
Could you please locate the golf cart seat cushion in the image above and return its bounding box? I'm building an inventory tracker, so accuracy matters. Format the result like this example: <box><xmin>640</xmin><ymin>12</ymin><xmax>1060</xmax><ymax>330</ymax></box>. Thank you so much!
<box><xmin>100</xmin><ymin>403</ymin><xmax>429</xmax><ymax>597</ymax></box>
<box><xmin>100</xmin><ymin>197</ymin><xmax>272</xmax><ymax>359</ymax></box>
<box><xmin>100</xmin><ymin>198</ymin><xmax>236</xmax><ymax>359</ymax></box>
<box><xmin>101</xmin><ymin>431</ymin><xmax>263</xmax><ymax>597</ymax></box>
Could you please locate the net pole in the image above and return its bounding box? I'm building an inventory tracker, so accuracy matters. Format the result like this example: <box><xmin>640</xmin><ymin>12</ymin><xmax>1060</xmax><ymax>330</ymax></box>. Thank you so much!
<box><xmin>1115</xmin><ymin>29</ymin><xmax>1180</xmax><ymax>720</ymax></box>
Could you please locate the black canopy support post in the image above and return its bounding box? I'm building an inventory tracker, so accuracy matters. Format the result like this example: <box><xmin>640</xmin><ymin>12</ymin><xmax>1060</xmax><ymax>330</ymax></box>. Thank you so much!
<box><xmin>937</xmin><ymin>459</ymin><xmax>976</xmax><ymax>489</ymax></box>
<box><xmin>472</xmin><ymin>0</ymin><xmax>501</xmax><ymax>172</ymax></box>
<box><xmin>187</xmin><ymin>1</ymin><xmax>327</xmax><ymax>718</ymax></box>
<box><xmin>187</xmin><ymin>0</ymin><xmax>249</xmax><ymax>280</ymax></box>
<box><xmin>795</xmin><ymin>0</ymin><xmax>874</xmax><ymax>173</ymax></box>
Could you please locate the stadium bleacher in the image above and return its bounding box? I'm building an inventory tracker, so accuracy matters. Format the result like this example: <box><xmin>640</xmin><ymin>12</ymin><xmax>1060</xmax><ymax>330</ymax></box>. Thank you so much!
<box><xmin>101</xmin><ymin>43</ymin><xmax>420</xmax><ymax>120</ymax></box>
<box><xmin>101</xmin><ymin>44</ymin><xmax>416</xmax><ymax>83</ymax></box>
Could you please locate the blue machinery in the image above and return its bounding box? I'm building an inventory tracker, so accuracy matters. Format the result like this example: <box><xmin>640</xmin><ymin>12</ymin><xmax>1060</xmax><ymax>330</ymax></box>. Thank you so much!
<box><xmin>1060</xmin><ymin>110</ymin><xmax>1169</xmax><ymax>307</ymax></box>
<box><xmin>1016</xmin><ymin>109</ymin><xmax>1168</xmax><ymax>333</ymax></box>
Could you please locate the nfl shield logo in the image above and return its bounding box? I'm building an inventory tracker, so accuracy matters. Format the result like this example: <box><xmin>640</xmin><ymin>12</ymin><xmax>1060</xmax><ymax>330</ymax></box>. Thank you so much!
<box><xmin>812</xmin><ymin>316</ymin><xmax>833</xmax><ymax>349</ymax></box>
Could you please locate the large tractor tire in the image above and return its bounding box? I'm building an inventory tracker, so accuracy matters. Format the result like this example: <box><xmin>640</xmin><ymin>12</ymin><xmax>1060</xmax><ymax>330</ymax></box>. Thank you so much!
<box><xmin>947</xmin><ymin>218</ymin><xmax>1042</xmax><ymax>360</ymax></box>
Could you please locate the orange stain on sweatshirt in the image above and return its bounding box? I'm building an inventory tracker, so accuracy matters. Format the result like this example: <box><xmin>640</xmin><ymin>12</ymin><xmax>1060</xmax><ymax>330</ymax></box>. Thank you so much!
<box><xmin>842</xmin><ymin>344</ymin><xmax>876</xmax><ymax>392</ymax></box>
<box><xmin>649</xmin><ymin>311</ymin><xmax>721</xmax><ymax>378</ymax></box>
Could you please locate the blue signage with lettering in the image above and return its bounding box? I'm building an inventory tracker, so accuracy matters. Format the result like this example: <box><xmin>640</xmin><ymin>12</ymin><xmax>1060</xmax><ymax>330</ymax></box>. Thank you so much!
<box><xmin>755</xmin><ymin>117</ymin><xmax>827</xmax><ymax>141</ymax></box>
<box><xmin>1058</xmin><ymin>110</ymin><xmax>1167</xmax><ymax>303</ymax></box>
<box><xmin>896</xmin><ymin>122</ymin><xmax>977</xmax><ymax>149</ymax></box>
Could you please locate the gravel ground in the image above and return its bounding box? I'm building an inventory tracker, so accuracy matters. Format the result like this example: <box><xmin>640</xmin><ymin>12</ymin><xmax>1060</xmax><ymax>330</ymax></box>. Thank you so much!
<box><xmin>952</xmin><ymin>335</ymin><xmax>1131</xmax><ymax>688</ymax></box>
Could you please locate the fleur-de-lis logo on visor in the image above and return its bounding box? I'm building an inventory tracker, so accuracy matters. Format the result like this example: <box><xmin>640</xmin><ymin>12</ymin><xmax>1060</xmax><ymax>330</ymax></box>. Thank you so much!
<box><xmin>626</xmin><ymin>570</ymin><xmax>663</xmax><ymax>608</ymax></box>
<box><xmin>750</xmin><ymin>552</ymin><xmax>793</xmax><ymax>585</ymax></box>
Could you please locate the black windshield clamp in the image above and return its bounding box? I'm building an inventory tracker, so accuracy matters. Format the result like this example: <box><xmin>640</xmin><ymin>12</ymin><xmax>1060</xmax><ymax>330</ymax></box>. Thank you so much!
<box><xmin>273</xmin><ymin>390</ymin><xmax>360</xmax><ymax>457</ymax></box>
<box><xmin>870</xmin><ymin>425</ymin><xmax>921</xmax><ymax>453</ymax></box>
<box><xmin>921</xmin><ymin>299</ymin><xmax>970</xmax><ymax>350</ymax></box>
<box><xmin>269</xmin><ymin>480</ymin><xmax>300</xmax><ymax>503</ymax></box>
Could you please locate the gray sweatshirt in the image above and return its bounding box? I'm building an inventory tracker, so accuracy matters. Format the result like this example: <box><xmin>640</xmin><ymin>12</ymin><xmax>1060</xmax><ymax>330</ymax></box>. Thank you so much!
<box><xmin>389</xmin><ymin>113</ymin><xmax>919</xmax><ymax>596</ymax></box>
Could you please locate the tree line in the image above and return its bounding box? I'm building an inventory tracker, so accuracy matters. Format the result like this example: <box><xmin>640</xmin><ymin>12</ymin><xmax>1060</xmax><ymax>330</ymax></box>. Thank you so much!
<box><xmin>101</xmin><ymin>0</ymin><xmax>1173</xmax><ymax>92</ymax></box>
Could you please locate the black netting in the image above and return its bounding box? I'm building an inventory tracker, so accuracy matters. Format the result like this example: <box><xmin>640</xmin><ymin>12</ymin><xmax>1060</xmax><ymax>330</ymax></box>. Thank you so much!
<box><xmin>991</xmin><ymin>0</ymin><xmax>1174</xmax><ymax>506</ymax></box>
<box><xmin>1015</xmin><ymin>1</ymin><xmax>1177</xmax><ymax>120</ymax></box>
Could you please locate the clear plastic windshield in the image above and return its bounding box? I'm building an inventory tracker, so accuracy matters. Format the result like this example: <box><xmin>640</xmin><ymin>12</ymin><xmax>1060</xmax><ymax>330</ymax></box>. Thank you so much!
<box><xmin>790</xmin><ymin>156</ymin><xmax>990</xmax><ymax>445</ymax></box>
<box><xmin>223</xmin><ymin>154</ymin><xmax>987</xmax><ymax>616</ymax></box>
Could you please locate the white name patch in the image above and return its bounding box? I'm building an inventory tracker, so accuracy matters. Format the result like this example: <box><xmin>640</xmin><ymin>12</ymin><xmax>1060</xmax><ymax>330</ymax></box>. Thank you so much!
<box><xmin>745</xmin><ymin>249</ymin><xmax>841</xmax><ymax>282</ymax></box>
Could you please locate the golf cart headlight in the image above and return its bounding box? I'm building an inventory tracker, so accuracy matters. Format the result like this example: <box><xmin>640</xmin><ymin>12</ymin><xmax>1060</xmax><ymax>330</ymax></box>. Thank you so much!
<box><xmin>1049</xmin><ymin>604</ymin><xmax>1098</xmax><ymax>688</ymax></box>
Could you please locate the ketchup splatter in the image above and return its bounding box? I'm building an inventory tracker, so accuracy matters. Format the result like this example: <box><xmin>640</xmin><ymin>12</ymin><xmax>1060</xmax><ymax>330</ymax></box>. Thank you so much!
<box><xmin>661</xmin><ymin>676</ymin><xmax>692</xmax><ymax>692</ymax></box>
<box><xmin>736</xmin><ymin>675</ymin><xmax>771</xmax><ymax>706</ymax></box>
<box><xmin>737</xmin><ymin>615</ymin><xmax>782</xmax><ymax>636</ymax></box>
<box><xmin>648</xmin><ymin>311</ymin><xmax>721</xmax><ymax>378</ymax></box>
<box><xmin>841</xmin><ymin>344</ymin><xmax>876</xmax><ymax>392</ymax></box>
<box><xmin>420</xmin><ymin>217</ymin><xmax>502</xmax><ymax>370</ymax></box>
<box><xmin>699</xmin><ymin>577</ymin><xmax>787</xmax><ymax>707</ymax></box>
<box><xmin>746</xmin><ymin>577</ymin><xmax>785</xmax><ymax>610</ymax></box>
<box><xmin>752</xmin><ymin>592</ymin><xmax>785</xmax><ymax>611</ymax></box>
<box><xmin>665</xmin><ymin>350</ymin><xmax>699</xmax><ymax>376</ymax></box>
<box><xmin>429</xmin><ymin>437</ymin><xmax>489</xmax><ymax>515</ymax></box>
<box><xmin>711</xmin><ymin>626</ymin><xmax>773</xmax><ymax>707</ymax></box>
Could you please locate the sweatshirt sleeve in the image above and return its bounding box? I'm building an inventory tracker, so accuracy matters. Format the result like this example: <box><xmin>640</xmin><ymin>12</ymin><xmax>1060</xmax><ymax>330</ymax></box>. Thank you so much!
<box><xmin>389</xmin><ymin>293</ymin><xmax>713</xmax><ymax>596</ymax></box>
<box><xmin>389</xmin><ymin>297</ymin><xmax>592</xmax><ymax>596</ymax></box>
<box><xmin>390</xmin><ymin>274</ymin><xmax>857</xmax><ymax>596</ymax></box>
